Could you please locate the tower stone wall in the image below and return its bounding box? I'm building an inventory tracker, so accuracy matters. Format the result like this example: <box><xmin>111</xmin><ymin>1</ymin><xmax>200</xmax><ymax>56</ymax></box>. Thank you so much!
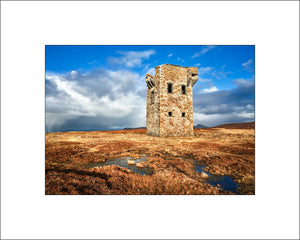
<box><xmin>146</xmin><ymin>64</ymin><xmax>198</xmax><ymax>137</ymax></box>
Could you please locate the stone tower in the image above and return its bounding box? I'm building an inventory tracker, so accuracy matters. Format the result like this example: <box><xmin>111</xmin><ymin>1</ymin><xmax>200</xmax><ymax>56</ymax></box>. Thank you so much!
<box><xmin>145</xmin><ymin>64</ymin><xmax>198</xmax><ymax>137</ymax></box>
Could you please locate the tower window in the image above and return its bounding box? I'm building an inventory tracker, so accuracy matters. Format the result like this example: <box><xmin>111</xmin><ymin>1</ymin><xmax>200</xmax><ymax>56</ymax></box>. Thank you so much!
<box><xmin>150</xmin><ymin>91</ymin><xmax>154</xmax><ymax>104</ymax></box>
<box><xmin>167</xmin><ymin>83</ymin><xmax>173</xmax><ymax>93</ymax></box>
<box><xmin>182</xmin><ymin>112</ymin><xmax>186</xmax><ymax>117</ymax></box>
<box><xmin>181</xmin><ymin>85</ymin><xmax>186</xmax><ymax>95</ymax></box>
<box><xmin>168</xmin><ymin>112</ymin><xmax>172</xmax><ymax>117</ymax></box>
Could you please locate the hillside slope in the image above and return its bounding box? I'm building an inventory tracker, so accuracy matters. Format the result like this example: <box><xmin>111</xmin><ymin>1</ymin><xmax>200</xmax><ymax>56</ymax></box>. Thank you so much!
<box><xmin>213</xmin><ymin>121</ymin><xmax>255</xmax><ymax>129</ymax></box>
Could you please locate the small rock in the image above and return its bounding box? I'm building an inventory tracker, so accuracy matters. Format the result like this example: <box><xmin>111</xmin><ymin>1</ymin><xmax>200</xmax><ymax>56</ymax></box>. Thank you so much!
<box><xmin>127</xmin><ymin>160</ymin><xmax>136</xmax><ymax>165</ymax></box>
<box><xmin>136</xmin><ymin>163</ymin><xmax>144</xmax><ymax>168</ymax></box>
<box><xmin>200</xmin><ymin>172</ymin><xmax>209</xmax><ymax>179</ymax></box>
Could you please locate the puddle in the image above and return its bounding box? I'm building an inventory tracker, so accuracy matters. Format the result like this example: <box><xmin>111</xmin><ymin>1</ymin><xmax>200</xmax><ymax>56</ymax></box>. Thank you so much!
<box><xmin>86</xmin><ymin>155</ymin><xmax>153</xmax><ymax>176</ymax></box>
<box><xmin>86</xmin><ymin>155</ymin><xmax>240</xmax><ymax>192</ymax></box>
<box><xmin>193</xmin><ymin>160</ymin><xmax>212</xmax><ymax>176</ymax></box>
<box><xmin>206</xmin><ymin>176</ymin><xmax>240</xmax><ymax>194</ymax></box>
<box><xmin>193</xmin><ymin>160</ymin><xmax>240</xmax><ymax>194</ymax></box>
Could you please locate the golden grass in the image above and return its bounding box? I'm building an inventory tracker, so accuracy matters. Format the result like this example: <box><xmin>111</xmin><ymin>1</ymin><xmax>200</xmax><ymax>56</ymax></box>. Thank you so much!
<box><xmin>46</xmin><ymin>126</ymin><xmax>255</xmax><ymax>195</ymax></box>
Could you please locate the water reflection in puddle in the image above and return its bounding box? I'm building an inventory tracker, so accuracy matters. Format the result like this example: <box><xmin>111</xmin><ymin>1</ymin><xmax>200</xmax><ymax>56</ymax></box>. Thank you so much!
<box><xmin>206</xmin><ymin>176</ymin><xmax>239</xmax><ymax>194</ymax></box>
<box><xmin>193</xmin><ymin>160</ymin><xmax>212</xmax><ymax>176</ymax></box>
<box><xmin>193</xmin><ymin>160</ymin><xmax>240</xmax><ymax>194</ymax></box>
<box><xmin>87</xmin><ymin>155</ymin><xmax>240</xmax><ymax>193</ymax></box>
<box><xmin>87</xmin><ymin>156</ymin><xmax>153</xmax><ymax>176</ymax></box>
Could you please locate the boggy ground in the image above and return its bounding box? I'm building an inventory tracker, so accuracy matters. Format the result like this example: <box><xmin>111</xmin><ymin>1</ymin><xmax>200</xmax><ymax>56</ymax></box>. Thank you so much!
<box><xmin>45</xmin><ymin>123</ymin><xmax>255</xmax><ymax>195</ymax></box>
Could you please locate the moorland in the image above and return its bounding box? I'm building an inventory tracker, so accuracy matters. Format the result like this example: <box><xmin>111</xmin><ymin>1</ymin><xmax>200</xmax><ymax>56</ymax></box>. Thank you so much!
<box><xmin>45</xmin><ymin>122</ymin><xmax>255</xmax><ymax>195</ymax></box>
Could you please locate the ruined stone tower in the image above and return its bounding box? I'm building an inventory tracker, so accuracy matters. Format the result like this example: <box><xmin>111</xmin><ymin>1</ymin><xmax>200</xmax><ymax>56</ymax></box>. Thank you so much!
<box><xmin>145</xmin><ymin>64</ymin><xmax>198</xmax><ymax>137</ymax></box>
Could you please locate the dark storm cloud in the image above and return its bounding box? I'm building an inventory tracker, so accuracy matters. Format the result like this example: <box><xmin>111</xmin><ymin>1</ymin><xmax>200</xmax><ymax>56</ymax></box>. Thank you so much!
<box><xmin>52</xmin><ymin>108</ymin><xmax>145</xmax><ymax>132</ymax></box>
<box><xmin>193</xmin><ymin>78</ymin><xmax>255</xmax><ymax>127</ymax></box>
<box><xmin>45</xmin><ymin>79</ymin><xmax>58</xmax><ymax>96</ymax></box>
<box><xmin>45</xmin><ymin>68</ymin><xmax>146</xmax><ymax>132</ymax></box>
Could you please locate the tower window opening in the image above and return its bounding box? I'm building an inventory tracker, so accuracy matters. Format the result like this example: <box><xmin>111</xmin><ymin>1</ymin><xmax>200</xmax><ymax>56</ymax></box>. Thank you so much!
<box><xmin>168</xmin><ymin>112</ymin><xmax>172</xmax><ymax>117</ymax></box>
<box><xmin>181</xmin><ymin>85</ymin><xmax>186</xmax><ymax>95</ymax></box>
<box><xmin>167</xmin><ymin>83</ymin><xmax>173</xmax><ymax>93</ymax></box>
<box><xmin>150</xmin><ymin>91</ymin><xmax>154</xmax><ymax>104</ymax></box>
<box><xmin>182</xmin><ymin>112</ymin><xmax>186</xmax><ymax>117</ymax></box>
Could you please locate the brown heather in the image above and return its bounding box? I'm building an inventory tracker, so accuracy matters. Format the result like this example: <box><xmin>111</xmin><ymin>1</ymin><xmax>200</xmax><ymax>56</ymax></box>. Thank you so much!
<box><xmin>45</xmin><ymin>123</ymin><xmax>255</xmax><ymax>195</ymax></box>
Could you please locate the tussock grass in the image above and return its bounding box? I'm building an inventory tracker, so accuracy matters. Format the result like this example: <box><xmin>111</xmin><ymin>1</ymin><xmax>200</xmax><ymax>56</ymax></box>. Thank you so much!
<box><xmin>46</xmin><ymin>125</ymin><xmax>255</xmax><ymax>195</ymax></box>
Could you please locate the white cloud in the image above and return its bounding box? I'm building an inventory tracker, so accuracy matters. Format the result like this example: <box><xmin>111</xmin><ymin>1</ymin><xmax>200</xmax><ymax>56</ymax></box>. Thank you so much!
<box><xmin>198</xmin><ymin>78</ymin><xmax>212</xmax><ymax>83</ymax></box>
<box><xmin>236</xmin><ymin>112</ymin><xmax>255</xmax><ymax>119</ymax></box>
<box><xmin>108</xmin><ymin>49</ymin><xmax>156</xmax><ymax>68</ymax></box>
<box><xmin>197</xmin><ymin>66</ymin><xmax>232</xmax><ymax>80</ymax></box>
<box><xmin>198</xmin><ymin>66</ymin><xmax>213</xmax><ymax>76</ymax></box>
<box><xmin>246</xmin><ymin>104</ymin><xmax>254</xmax><ymax>110</ymax></box>
<box><xmin>191</xmin><ymin>46</ymin><xmax>216</xmax><ymax>59</ymax></box>
<box><xmin>242</xmin><ymin>59</ymin><xmax>254</xmax><ymax>72</ymax></box>
<box><xmin>45</xmin><ymin>69</ymin><xmax>147</xmax><ymax>132</ymax></box>
<box><xmin>211</xmin><ymin>70</ymin><xmax>232</xmax><ymax>79</ymax></box>
<box><xmin>233</xmin><ymin>78</ymin><xmax>254</xmax><ymax>88</ymax></box>
<box><xmin>168</xmin><ymin>53</ymin><xmax>173</xmax><ymax>57</ymax></box>
<box><xmin>242</xmin><ymin>59</ymin><xmax>252</xmax><ymax>67</ymax></box>
<box><xmin>202</xmin><ymin>86</ymin><xmax>219</xmax><ymax>93</ymax></box>
<box><xmin>48</xmin><ymin>75</ymin><xmax>91</xmax><ymax>106</ymax></box>
<box><xmin>194</xmin><ymin>63</ymin><xmax>201</xmax><ymax>67</ymax></box>
<box><xmin>147</xmin><ymin>67</ymin><xmax>155</xmax><ymax>75</ymax></box>
<box><xmin>142</xmin><ymin>64</ymin><xmax>155</xmax><ymax>76</ymax></box>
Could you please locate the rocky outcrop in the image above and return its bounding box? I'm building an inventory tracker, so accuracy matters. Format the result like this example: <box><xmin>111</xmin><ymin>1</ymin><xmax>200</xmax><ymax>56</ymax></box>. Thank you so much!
<box><xmin>136</xmin><ymin>163</ymin><xmax>144</xmax><ymax>168</ymax></box>
<box><xmin>200</xmin><ymin>172</ymin><xmax>209</xmax><ymax>179</ymax></box>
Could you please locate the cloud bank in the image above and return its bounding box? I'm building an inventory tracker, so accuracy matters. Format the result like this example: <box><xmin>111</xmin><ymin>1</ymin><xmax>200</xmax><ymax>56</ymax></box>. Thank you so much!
<box><xmin>46</xmin><ymin>69</ymin><xmax>147</xmax><ymax>132</ymax></box>
<box><xmin>193</xmin><ymin>78</ymin><xmax>255</xmax><ymax>127</ymax></box>
<box><xmin>46</xmin><ymin>70</ymin><xmax>254</xmax><ymax>132</ymax></box>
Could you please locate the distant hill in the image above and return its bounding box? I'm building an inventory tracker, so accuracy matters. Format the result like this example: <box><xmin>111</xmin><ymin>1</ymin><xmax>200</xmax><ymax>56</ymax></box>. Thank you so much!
<box><xmin>123</xmin><ymin>127</ymin><xmax>146</xmax><ymax>130</ymax></box>
<box><xmin>125</xmin><ymin>124</ymin><xmax>209</xmax><ymax>130</ymax></box>
<box><xmin>193</xmin><ymin>124</ymin><xmax>209</xmax><ymax>129</ymax></box>
<box><xmin>123</xmin><ymin>122</ymin><xmax>254</xmax><ymax>130</ymax></box>
<box><xmin>212</xmin><ymin>121</ymin><xmax>255</xmax><ymax>129</ymax></box>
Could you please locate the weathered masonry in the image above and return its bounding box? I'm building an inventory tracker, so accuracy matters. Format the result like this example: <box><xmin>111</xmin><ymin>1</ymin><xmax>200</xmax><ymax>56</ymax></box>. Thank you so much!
<box><xmin>146</xmin><ymin>64</ymin><xmax>198</xmax><ymax>137</ymax></box>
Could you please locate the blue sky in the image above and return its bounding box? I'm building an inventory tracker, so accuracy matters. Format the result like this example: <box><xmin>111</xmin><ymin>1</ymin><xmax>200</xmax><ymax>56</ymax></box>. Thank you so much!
<box><xmin>45</xmin><ymin>45</ymin><xmax>255</xmax><ymax>132</ymax></box>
